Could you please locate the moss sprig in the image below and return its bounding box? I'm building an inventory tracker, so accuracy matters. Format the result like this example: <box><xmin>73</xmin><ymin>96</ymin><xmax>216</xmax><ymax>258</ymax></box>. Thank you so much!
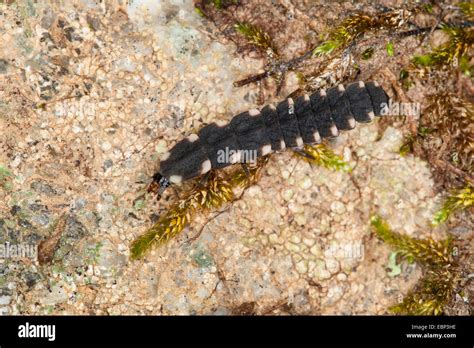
<box><xmin>390</xmin><ymin>268</ymin><xmax>457</xmax><ymax>315</ymax></box>
<box><xmin>296</xmin><ymin>144</ymin><xmax>351</xmax><ymax>172</ymax></box>
<box><xmin>433</xmin><ymin>184</ymin><xmax>474</xmax><ymax>226</ymax></box>
<box><xmin>422</xmin><ymin>93</ymin><xmax>473</xmax><ymax>172</ymax></box>
<box><xmin>131</xmin><ymin>157</ymin><xmax>270</xmax><ymax>258</ymax></box>
<box><xmin>131</xmin><ymin>172</ymin><xmax>234</xmax><ymax>259</ymax></box>
<box><xmin>313</xmin><ymin>8</ymin><xmax>417</xmax><ymax>56</ymax></box>
<box><xmin>235</xmin><ymin>22</ymin><xmax>279</xmax><ymax>57</ymax></box>
<box><xmin>458</xmin><ymin>2</ymin><xmax>474</xmax><ymax>21</ymax></box>
<box><xmin>371</xmin><ymin>216</ymin><xmax>458</xmax><ymax>315</ymax></box>
<box><xmin>412</xmin><ymin>24</ymin><xmax>473</xmax><ymax>75</ymax></box>
<box><xmin>371</xmin><ymin>216</ymin><xmax>452</xmax><ymax>267</ymax></box>
<box><xmin>194</xmin><ymin>0</ymin><xmax>239</xmax><ymax>17</ymax></box>
<box><xmin>230</xmin><ymin>156</ymin><xmax>269</xmax><ymax>188</ymax></box>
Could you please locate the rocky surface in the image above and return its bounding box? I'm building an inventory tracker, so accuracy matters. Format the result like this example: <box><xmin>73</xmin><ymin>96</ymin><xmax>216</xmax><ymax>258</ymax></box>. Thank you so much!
<box><xmin>0</xmin><ymin>0</ymin><xmax>459</xmax><ymax>315</ymax></box>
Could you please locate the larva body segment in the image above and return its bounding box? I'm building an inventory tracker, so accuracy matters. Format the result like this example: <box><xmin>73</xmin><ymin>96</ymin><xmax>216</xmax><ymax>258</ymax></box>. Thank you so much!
<box><xmin>327</xmin><ymin>84</ymin><xmax>357</xmax><ymax>130</ymax></box>
<box><xmin>294</xmin><ymin>94</ymin><xmax>321</xmax><ymax>145</ymax></box>
<box><xmin>365</xmin><ymin>81</ymin><xmax>387</xmax><ymax>115</ymax></box>
<box><xmin>309</xmin><ymin>89</ymin><xmax>338</xmax><ymax>138</ymax></box>
<box><xmin>157</xmin><ymin>81</ymin><xmax>388</xmax><ymax>185</ymax></box>
<box><xmin>230</xmin><ymin>109</ymin><xmax>272</xmax><ymax>158</ymax></box>
<box><xmin>276</xmin><ymin>98</ymin><xmax>304</xmax><ymax>148</ymax></box>
<box><xmin>345</xmin><ymin>81</ymin><xmax>375</xmax><ymax>123</ymax></box>
<box><xmin>261</xmin><ymin>104</ymin><xmax>286</xmax><ymax>151</ymax></box>
<box><xmin>198</xmin><ymin>122</ymin><xmax>239</xmax><ymax>170</ymax></box>
<box><xmin>157</xmin><ymin>134</ymin><xmax>209</xmax><ymax>184</ymax></box>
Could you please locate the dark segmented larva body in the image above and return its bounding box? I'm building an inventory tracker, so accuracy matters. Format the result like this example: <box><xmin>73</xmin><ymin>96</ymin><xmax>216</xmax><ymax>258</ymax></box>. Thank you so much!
<box><xmin>158</xmin><ymin>81</ymin><xmax>388</xmax><ymax>184</ymax></box>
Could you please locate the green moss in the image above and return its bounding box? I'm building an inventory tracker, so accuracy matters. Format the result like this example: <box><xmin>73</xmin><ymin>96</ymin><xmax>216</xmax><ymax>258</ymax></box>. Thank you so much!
<box><xmin>423</xmin><ymin>3</ymin><xmax>434</xmax><ymax>14</ymax></box>
<box><xmin>412</xmin><ymin>25</ymin><xmax>473</xmax><ymax>74</ymax></box>
<box><xmin>421</xmin><ymin>93</ymin><xmax>473</xmax><ymax>171</ymax></box>
<box><xmin>432</xmin><ymin>185</ymin><xmax>473</xmax><ymax>226</ymax></box>
<box><xmin>399</xmin><ymin>126</ymin><xmax>433</xmax><ymax>156</ymax></box>
<box><xmin>371</xmin><ymin>216</ymin><xmax>453</xmax><ymax>267</ymax></box>
<box><xmin>132</xmin><ymin>157</ymin><xmax>269</xmax><ymax>259</ymax></box>
<box><xmin>194</xmin><ymin>7</ymin><xmax>206</xmax><ymax>18</ymax></box>
<box><xmin>131</xmin><ymin>172</ymin><xmax>234</xmax><ymax>259</ymax></box>
<box><xmin>296</xmin><ymin>144</ymin><xmax>351</xmax><ymax>173</ymax></box>
<box><xmin>399</xmin><ymin>135</ymin><xmax>414</xmax><ymax>156</ymax></box>
<box><xmin>386</xmin><ymin>41</ymin><xmax>394</xmax><ymax>57</ymax></box>
<box><xmin>399</xmin><ymin>69</ymin><xmax>413</xmax><ymax>89</ymax></box>
<box><xmin>313</xmin><ymin>8</ymin><xmax>419</xmax><ymax>57</ymax></box>
<box><xmin>234</xmin><ymin>22</ymin><xmax>278</xmax><ymax>56</ymax></box>
<box><xmin>371</xmin><ymin>216</ymin><xmax>458</xmax><ymax>315</ymax></box>
<box><xmin>313</xmin><ymin>40</ymin><xmax>339</xmax><ymax>56</ymax></box>
<box><xmin>361</xmin><ymin>47</ymin><xmax>374</xmax><ymax>60</ymax></box>
<box><xmin>399</xmin><ymin>69</ymin><xmax>409</xmax><ymax>80</ymax></box>
<box><xmin>195</xmin><ymin>0</ymin><xmax>239</xmax><ymax>17</ymax></box>
<box><xmin>458</xmin><ymin>2</ymin><xmax>474</xmax><ymax>20</ymax></box>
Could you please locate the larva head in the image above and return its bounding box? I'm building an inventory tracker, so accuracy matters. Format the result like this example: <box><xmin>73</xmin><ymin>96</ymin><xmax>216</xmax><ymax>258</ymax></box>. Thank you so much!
<box><xmin>148</xmin><ymin>172</ymin><xmax>171</xmax><ymax>199</ymax></box>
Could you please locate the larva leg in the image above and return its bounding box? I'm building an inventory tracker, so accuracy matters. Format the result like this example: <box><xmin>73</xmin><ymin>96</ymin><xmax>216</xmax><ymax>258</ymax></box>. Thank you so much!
<box><xmin>240</xmin><ymin>163</ymin><xmax>251</xmax><ymax>178</ymax></box>
<box><xmin>197</xmin><ymin>171</ymin><xmax>212</xmax><ymax>188</ymax></box>
<box><xmin>293</xmin><ymin>147</ymin><xmax>315</xmax><ymax>160</ymax></box>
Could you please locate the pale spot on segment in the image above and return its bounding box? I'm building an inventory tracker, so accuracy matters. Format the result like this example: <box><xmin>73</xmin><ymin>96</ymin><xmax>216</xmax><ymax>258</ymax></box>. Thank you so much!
<box><xmin>261</xmin><ymin>144</ymin><xmax>272</xmax><ymax>156</ymax></box>
<box><xmin>348</xmin><ymin>117</ymin><xmax>356</xmax><ymax>129</ymax></box>
<box><xmin>280</xmin><ymin>139</ymin><xmax>286</xmax><ymax>150</ymax></box>
<box><xmin>200</xmin><ymin>159</ymin><xmax>212</xmax><ymax>174</ymax></box>
<box><xmin>169</xmin><ymin>175</ymin><xmax>183</xmax><ymax>184</ymax></box>
<box><xmin>248</xmin><ymin>108</ymin><xmax>260</xmax><ymax>116</ymax></box>
<box><xmin>313</xmin><ymin>131</ymin><xmax>321</xmax><ymax>143</ymax></box>
<box><xmin>340</xmin><ymin>82</ymin><xmax>356</xmax><ymax>129</ymax></box>
<box><xmin>215</xmin><ymin>120</ymin><xmax>227</xmax><ymax>127</ymax></box>
<box><xmin>160</xmin><ymin>151</ymin><xmax>171</xmax><ymax>161</ymax></box>
<box><xmin>187</xmin><ymin>134</ymin><xmax>199</xmax><ymax>142</ymax></box>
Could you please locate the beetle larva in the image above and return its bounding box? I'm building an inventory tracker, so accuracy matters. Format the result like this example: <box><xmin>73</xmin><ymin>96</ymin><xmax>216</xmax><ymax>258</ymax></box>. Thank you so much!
<box><xmin>150</xmin><ymin>81</ymin><xmax>388</xmax><ymax>195</ymax></box>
